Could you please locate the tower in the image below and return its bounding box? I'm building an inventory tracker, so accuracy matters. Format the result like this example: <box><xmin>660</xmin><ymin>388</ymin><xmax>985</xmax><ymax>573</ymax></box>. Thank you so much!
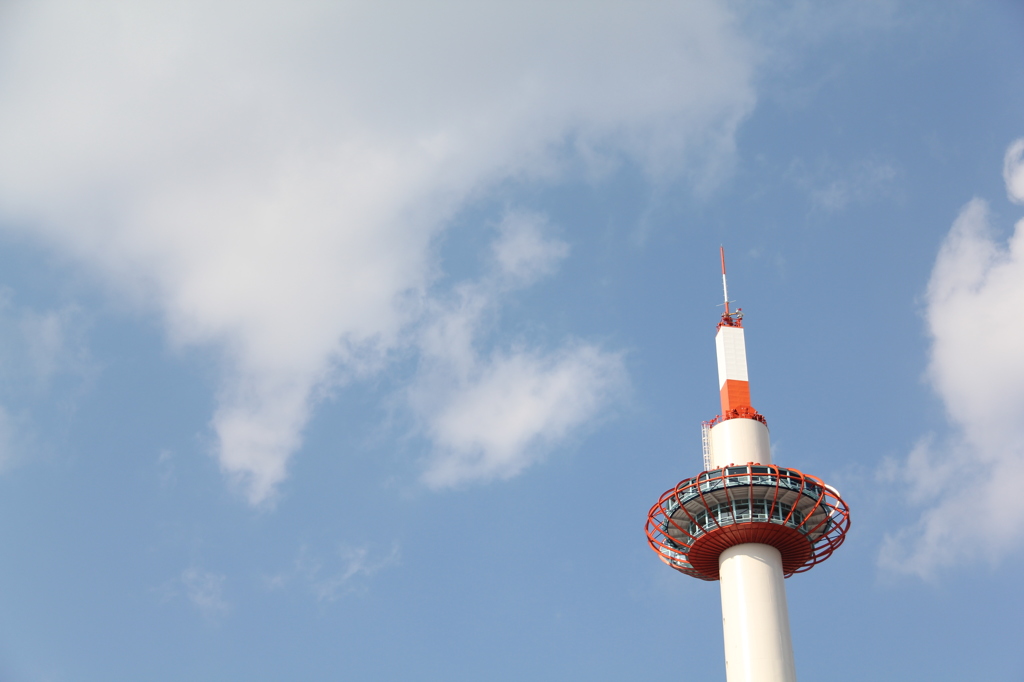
<box><xmin>645</xmin><ymin>248</ymin><xmax>850</xmax><ymax>682</ymax></box>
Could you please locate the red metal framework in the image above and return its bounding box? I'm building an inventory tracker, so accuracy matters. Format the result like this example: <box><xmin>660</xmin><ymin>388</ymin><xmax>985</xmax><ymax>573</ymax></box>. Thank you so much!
<box><xmin>717</xmin><ymin>308</ymin><xmax>744</xmax><ymax>330</ymax></box>
<box><xmin>724</xmin><ymin>406</ymin><xmax>766</xmax><ymax>424</ymax></box>
<box><xmin>706</xmin><ymin>406</ymin><xmax>768</xmax><ymax>427</ymax></box>
<box><xmin>645</xmin><ymin>464</ymin><xmax>850</xmax><ymax>581</ymax></box>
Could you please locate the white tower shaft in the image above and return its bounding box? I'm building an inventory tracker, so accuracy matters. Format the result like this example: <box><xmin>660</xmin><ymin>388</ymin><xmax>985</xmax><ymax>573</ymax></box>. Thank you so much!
<box><xmin>719</xmin><ymin>544</ymin><xmax>797</xmax><ymax>682</ymax></box>
<box><xmin>710</xmin><ymin>322</ymin><xmax>797</xmax><ymax>682</ymax></box>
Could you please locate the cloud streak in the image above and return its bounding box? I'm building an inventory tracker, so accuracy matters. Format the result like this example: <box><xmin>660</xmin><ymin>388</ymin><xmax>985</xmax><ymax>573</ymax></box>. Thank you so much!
<box><xmin>0</xmin><ymin>293</ymin><xmax>92</xmax><ymax>469</ymax></box>
<box><xmin>265</xmin><ymin>543</ymin><xmax>400</xmax><ymax>602</ymax></box>
<box><xmin>0</xmin><ymin>1</ymin><xmax>755</xmax><ymax>503</ymax></box>
<box><xmin>880</xmin><ymin>140</ymin><xmax>1024</xmax><ymax>576</ymax></box>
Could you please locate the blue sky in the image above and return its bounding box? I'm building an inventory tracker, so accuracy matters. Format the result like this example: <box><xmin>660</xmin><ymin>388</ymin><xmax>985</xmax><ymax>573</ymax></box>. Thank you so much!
<box><xmin>0</xmin><ymin>1</ymin><xmax>1022</xmax><ymax>680</ymax></box>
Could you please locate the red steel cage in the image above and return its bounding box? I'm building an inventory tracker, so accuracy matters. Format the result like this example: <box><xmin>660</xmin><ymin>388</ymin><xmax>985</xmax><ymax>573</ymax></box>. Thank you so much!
<box><xmin>645</xmin><ymin>464</ymin><xmax>850</xmax><ymax>581</ymax></box>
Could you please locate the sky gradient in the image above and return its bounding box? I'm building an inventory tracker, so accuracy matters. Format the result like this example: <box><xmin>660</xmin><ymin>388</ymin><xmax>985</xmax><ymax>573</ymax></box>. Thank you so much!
<box><xmin>0</xmin><ymin>1</ymin><xmax>1023</xmax><ymax>680</ymax></box>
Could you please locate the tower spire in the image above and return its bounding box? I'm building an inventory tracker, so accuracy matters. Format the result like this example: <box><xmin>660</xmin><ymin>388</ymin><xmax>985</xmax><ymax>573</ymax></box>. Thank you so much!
<box><xmin>721</xmin><ymin>245</ymin><xmax>730</xmax><ymax>316</ymax></box>
<box><xmin>718</xmin><ymin>246</ymin><xmax>742</xmax><ymax>329</ymax></box>
<box><xmin>714</xmin><ymin>249</ymin><xmax>755</xmax><ymax>420</ymax></box>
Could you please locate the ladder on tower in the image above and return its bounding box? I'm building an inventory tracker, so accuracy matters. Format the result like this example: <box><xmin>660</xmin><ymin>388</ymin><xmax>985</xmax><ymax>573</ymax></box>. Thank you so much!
<box><xmin>701</xmin><ymin>421</ymin><xmax>712</xmax><ymax>471</ymax></box>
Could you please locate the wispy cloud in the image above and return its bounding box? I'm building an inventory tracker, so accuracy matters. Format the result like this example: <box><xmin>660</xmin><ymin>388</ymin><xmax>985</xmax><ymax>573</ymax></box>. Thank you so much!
<box><xmin>156</xmin><ymin>448</ymin><xmax>176</xmax><ymax>489</ymax></box>
<box><xmin>417</xmin><ymin>343</ymin><xmax>626</xmax><ymax>488</ymax></box>
<box><xmin>183</xmin><ymin>567</ymin><xmax>229</xmax><ymax>618</ymax></box>
<box><xmin>266</xmin><ymin>543</ymin><xmax>400</xmax><ymax>602</ymax></box>
<box><xmin>310</xmin><ymin>545</ymin><xmax>401</xmax><ymax>603</ymax></box>
<box><xmin>0</xmin><ymin>293</ymin><xmax>92</xmax><ymax>469</ymax></box>
<box><xmin>810</xmin><ymin>159</ymin><xmax>898</xmax><ymax>211</ymax></box>
<box><xmin>788</xmin><ymin>156</ymin><xmax>900</xmax><ymax>212</ymax></box>
<box><xmin>880</xmin><ymin>141</ymin><xmax>1024</xmax><ymax>576</ymax></box>
<box><xmin>409</xmin><ymin>212</ymin><xmax>627</xmax><ymax>487</ymax></box>
<box><xmin>163</xmin><ymin>566</ymin><xmax>230</xmax><ymax>620</ymax></box>
<box><xmin>491</xmin><ymin>211</ymin><xmax>570</xmax><ymax>287</ymax></box>
<box><xmin>0</xmin><ymin>1</ymin><xmax>754</xmax><ymax>503</ymax></box>
<box><xmin>0</xmin><ymin>293</ymin><xmax>91</xmax><ymax>395</ymax></box>
<box><xmin>0</xmin><ymin>407</ymin><xmax>23</xmax><ymax>472</ymax></box>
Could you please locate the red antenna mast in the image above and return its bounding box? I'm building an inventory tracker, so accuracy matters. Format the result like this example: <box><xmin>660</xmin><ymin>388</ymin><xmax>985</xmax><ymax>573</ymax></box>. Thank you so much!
<box><xmin>720</xmin><ymin>246</ymin><xmax>730</xmax><ymax>316</ymax></box>
<box><xmin>718</xmin><ymin>246</ymin><xmax>742</xmax><ymax>328</ymax></box>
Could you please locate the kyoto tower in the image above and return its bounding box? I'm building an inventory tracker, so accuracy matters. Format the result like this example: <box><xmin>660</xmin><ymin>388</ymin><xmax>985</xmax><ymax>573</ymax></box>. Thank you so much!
<box><xmin>645</xmin><ymin>249</ymin><xmax>850</xmax><ymax>682</ymax></box>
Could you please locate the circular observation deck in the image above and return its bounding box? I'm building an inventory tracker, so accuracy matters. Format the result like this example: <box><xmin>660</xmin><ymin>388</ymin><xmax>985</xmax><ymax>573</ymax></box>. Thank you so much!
<box><xmin>645</xmin><ymin>464</ymin><xmax>850</xmax><ymax>581</ymax></box>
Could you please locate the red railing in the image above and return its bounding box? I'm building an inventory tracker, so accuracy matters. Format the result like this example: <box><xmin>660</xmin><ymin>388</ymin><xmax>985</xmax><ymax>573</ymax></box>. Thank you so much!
<box><xmin>645</xmin><ymin>464</ymin><xmax>850</xmax><ymax>581</ymax></box>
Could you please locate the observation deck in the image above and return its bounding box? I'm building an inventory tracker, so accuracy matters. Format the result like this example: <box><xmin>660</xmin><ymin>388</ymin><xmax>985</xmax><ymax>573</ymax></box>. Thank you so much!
<box><xmin>645</xmin><ymin>464</ymin><xmax>850</xmax><ymax>581</ymax></box>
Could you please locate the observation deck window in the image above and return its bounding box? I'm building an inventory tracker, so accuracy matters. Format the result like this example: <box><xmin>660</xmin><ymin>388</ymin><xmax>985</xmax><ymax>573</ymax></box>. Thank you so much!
<box><xmin>684</xmin><ymin>499</ymin><xmax>808</xmax><ymax>539</ymax></box>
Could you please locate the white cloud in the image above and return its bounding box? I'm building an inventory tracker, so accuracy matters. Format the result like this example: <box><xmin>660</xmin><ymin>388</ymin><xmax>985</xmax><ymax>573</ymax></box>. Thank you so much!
<box><xmin>419</xmin><ymin>342</ymin><xmax>626</xmax><ymax>488</ymax></box>
<box><xmin>880</xmin><ymin>157</ymin><xmax>1024</xmax><ymax>576</ymax></box>
<box><xmin>1004</xmin><ymin>138</ymin><xmax>1024</xmax><ymax>204</ymax></box>
<box><xmin>0</xmin><ymin>1</ymin><xmax>755</xmax><ymax>503</ymax></box>
<box><xmin>410</xmin><ymin>216</ymin><xmax>626</xmax><ymax>487</ymax></box>
<box><xmin>492</xmin><ymin>212</ymin><xmax>569</xmax><ymax>287</ymax></box>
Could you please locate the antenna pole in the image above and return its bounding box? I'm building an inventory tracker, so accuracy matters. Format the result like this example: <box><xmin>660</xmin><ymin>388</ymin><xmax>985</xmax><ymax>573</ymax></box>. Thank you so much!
<box><xmin>720</xmin><ymin>246</ymin><xmax>730</xmax><ymax>315</ymax></box>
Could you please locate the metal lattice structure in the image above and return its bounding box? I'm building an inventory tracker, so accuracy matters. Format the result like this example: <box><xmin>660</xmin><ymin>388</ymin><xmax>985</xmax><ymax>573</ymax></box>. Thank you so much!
<box><xmin>646</xmin><ymin>464</ymin><xmax>850</xmax><ymax>581</ymax></box>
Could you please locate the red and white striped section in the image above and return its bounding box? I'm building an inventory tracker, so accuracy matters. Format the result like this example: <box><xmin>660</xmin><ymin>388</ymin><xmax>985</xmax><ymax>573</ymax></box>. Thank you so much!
<box><xmin>716</xmin><ymin>325</ymin><xmax>750</xmax><ymax>414</ymax></box>
<box><xmin>710</xmin><ymin>247</ymin><xmax>770</xmax><ymax>469</ymax></box>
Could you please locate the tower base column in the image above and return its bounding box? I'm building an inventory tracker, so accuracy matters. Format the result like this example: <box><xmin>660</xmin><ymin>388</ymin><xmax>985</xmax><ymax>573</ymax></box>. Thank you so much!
<box><xmin>719</xmin><ymin>543</ymin><xmax>797</xmax><ymax>682</ymax></box>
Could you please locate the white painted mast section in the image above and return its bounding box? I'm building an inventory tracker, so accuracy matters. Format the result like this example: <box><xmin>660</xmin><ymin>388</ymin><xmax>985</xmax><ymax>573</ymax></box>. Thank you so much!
<box><xmin>716</xmin><ymin>327</ymin><xmax>749</xmax><ymax>388</ymax></box>
<box><xmin>722</xmin><ymin>270</ymin><xmax>730</xmax><ymax>313</ymax></box>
